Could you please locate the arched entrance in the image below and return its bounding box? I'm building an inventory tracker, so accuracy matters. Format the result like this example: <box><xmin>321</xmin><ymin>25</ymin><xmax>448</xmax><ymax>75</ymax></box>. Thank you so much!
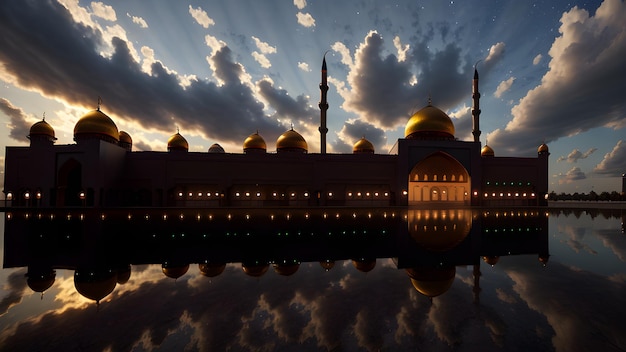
<box><xmin>56</xmin><ymin>158</ymin><xmax>82</xmax><ymax>207</ymax></box>
<box><xmin>409</xmin><ymin>152</ymin><xmax>470</xmax><ymax>204</ymax></box>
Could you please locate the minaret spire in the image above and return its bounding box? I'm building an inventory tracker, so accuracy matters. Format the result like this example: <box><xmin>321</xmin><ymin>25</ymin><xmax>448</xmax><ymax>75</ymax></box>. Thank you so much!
<box><xmin>318</xmin><ymin>52</ymin><xmax>329</xmax><ymax>154</ymax></box>
<box><xmin>472</xmin><ymin>62</ymin><xmax>481</xmax><ymax>143</ymax></box>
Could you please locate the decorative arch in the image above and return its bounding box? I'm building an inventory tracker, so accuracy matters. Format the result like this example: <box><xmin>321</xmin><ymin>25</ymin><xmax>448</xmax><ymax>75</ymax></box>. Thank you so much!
<box><xmin>409</xmin><ymin>152</ymin><xmax>470</xmax><ymax>204</ymax></box>
<box><xmin>57</xmin><ymin>158</ymin><xmax>82</xmax><ymax>207</ymax></box>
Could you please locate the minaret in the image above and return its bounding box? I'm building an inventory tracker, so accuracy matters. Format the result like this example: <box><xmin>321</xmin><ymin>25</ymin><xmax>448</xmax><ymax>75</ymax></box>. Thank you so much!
<box><xmin>471</xmin><ymin>68</ymin><xmax>481</xmax><ymax>143</ymax></box>
<box><xmin>318</xmin><ymin>54</ymin><xmax>329</xmax><ymax>154</ymax></box>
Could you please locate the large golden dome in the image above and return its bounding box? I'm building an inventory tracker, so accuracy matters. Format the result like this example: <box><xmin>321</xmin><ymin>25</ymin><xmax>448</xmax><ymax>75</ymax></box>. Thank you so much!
<box><xmin>481</xmin><ymin>144</ymin><xmax>495</xmax><ymax>157</ymax></box>
<box><xmin>353</xmin><ymin>137</ymin><xmax>375</xmax><ymax>154</ymax></box>
<box><xmin>167</xmin><ymin>132</ymin><xmax>189</xmax><ymax>151</ymax></box>
<box><xmin>406</xmin><ymin>266</ymin><xmax>456</xmax><ymax>297</ymax></box>
<box><xmin>405</xmin><ymin>104</ymin><xmax>455</xmax><ymax>140</ymax></box>
<box><xmin>29</xmin><ymin>119</ymin><xmax>56</xmax><ymax>140</ymax></box>
<box><xmin>74</xmin><ymin>268</ymin><xmax>117</xmax><ymax>303</ymax></box>
<box><xmin>74</xmin><ymin>109</ymin><xmax>119</xmax><ymax>143</ymax></box>
<box><xmin>119</xmin><ymin>131</ymin><xmax>132</xmax><ymax>145</ymax></box>
<box><xmin>243</xmin><ymin>132</ymin><xmax>267</xmax><ymax>152</ymax></box>
<box><xmin>276</xmin><ymin>128</ymin><xmax>308</xmax><ymax>153</ymax></box>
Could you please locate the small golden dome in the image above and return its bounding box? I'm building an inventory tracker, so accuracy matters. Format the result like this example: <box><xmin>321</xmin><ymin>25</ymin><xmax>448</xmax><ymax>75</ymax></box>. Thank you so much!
<box><xmin>119</xmin><ymin>131</ymin><xmax>132</xmax><ymax>144</ymax></box>
<box><xmin>352</xmin><ymin>259</ymin><xmax>376</xmax><ymax>273</ymax></box>
<box><xmin>481</xmin><ymin>144</ymin><xmax>495</xmax><ymax>157</ymax></box>
<box><xmin>242</xmin><ymin>262</ymin><xmax>269</xmax><ymax>277</ymax></box>
<box><xmin>353</xmin><ymin>137</ymin><xmax>375</xmax><ymax>154</ymax></box>
<box><xmin>276</xmin><ymin>128</ymin><xmax>307</xmax><ymax>153</ymax></box>
<box><xmin>29</xmin><ymin>119</ymin><xmax>56</xmax><ymax>140</ymax></box>
<box><xmin>405</xmin><ymin>104</ymin><xmax>455</xmax><ymax>140</ymax></box>
<box><xmin>208</xmin><ymin>143</ymin><xmax>225</xmax><ymax>153</ymax></box>
<box><xmin>273</xmin><ymin>262</ymin><xmax>300</xmax><ymax>276</ymax></box>
<box><xmin>482</xmin><ymin>256</ymin><xmax>500</xmax><ymax>266</ymax></box>
<box><xmin>74</xmin><ymin>269</ymin><xmax>117</xmax><ymax>303</ymax></box>
<box><xmin>167</xmin><ymin>132</ymin><xmax>189</xmax><ymax>152</ymax></box>
<box><xmin>74</xmin><ymin>109</ymin><xmax>119</xmax><ymax>143</ymax></box>
<box><xmin>243</xmin><ymin>132</ymin><xmax>267</xmax><ymax>152</ymax></box>
<box><xmin>26</xmin><ymin>269</ymin><xmax>56</xmax><ymax>293</ymax></box>
<box><xmin>538</xmin><ymin>143</ymin><xmax>549</xmax><ymax>154</ymax></box>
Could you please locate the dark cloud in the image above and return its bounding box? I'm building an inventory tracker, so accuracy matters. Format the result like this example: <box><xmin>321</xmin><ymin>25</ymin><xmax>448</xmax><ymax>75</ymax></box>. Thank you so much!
<box><xmin>594</xmin><ymin>140</ymin><xmax>626</xmax><ymax>176</ymax></box>
<box><xmin>0</xmin><ymin>99</ymin><xmax>32</xmax><ymax>142</ymax></box>
<box><xmin>340</xmin><ymin>31</ymin><xmax>473</xmax><ymax>131</ymax></box>
<box><xmin>256</xmin><ymin>79</ymin><xmax>317</xmax><ymax>126</ymax></box>
<box><xmin>559</xmin><ymin>166</ymin><xmax>587</xmax><ymax>184</ymax></box>
<box><xmin>0</xmin><ymin>269</ymin><xmax>27</xmax><ymax>316</ymax></box>
<box><xmin>0</xmin><ymin>0</ymin><xmax>287</xmax><ymax>145</ymax></box>
<box><xmin>488</xmin><ymin>1</ymin><xmax>626</xmax><ymax>155</ymax></box>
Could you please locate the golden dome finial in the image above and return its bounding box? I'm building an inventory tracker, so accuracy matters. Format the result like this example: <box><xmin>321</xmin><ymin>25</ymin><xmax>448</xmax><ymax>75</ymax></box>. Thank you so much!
<box><xmin>42</xmin><ymin>112</ymin><xmax>45</xmax><ymax>121</ymax></box>
<box><xmin>97</xmin><ymin>96</ymin><xmax>102</xmax><ymax>111</ymax></box>
<box><xmin>428</xmin><ymin>94</ymin><xmax>432</xmax><ymax>106</ymax></box>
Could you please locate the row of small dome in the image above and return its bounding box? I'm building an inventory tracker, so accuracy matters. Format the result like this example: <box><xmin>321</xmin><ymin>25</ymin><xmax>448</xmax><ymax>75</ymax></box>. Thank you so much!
<box><xmin>28</xmin><ymin>108</ymin><xmax>377</xmax><ymax>154</ymax></box>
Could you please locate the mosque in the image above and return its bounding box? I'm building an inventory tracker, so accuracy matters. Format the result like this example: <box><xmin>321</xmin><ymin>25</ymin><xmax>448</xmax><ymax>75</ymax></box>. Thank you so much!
<box><xmin>2</xmin><ymin>59</ymin><xmax>549</xmax><ymax>208</ymax></box>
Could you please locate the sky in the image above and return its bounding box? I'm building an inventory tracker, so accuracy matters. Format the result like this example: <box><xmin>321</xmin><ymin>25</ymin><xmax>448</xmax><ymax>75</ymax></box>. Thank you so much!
<box><xmin>0</xmin><ymin>0</ymin><xmax>625</xmax><ymax>194</ymax></box>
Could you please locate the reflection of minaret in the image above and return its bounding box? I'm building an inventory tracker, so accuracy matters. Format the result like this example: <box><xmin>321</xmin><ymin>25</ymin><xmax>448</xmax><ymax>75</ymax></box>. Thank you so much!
<box><xmin>473</xmin><ymin>263</ymin><xmax>481</xmax><ymax>304</ymax></box>
<box><xmin>319</xmin><ymin>54</ymin><xmax>329</xmax><ymax>154</ymax></box>
<box><xmin>471</xmin><ymin>67</ymin><xmax>481</xmax><ymax>143</ymax></box>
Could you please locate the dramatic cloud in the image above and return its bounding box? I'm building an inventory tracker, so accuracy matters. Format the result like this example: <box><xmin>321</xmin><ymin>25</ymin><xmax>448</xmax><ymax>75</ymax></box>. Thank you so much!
<box><xmin>0</xmin><ymin>1</ymin><xmax>285</xmax><ymax>146</ymax></box>
<box><xmin>188</xmin><ymin>5</ymin><xmax>214</xmax><ymax>28</ymax></box>
<box><xmin>296</xmin><ymin>12</ymin><xmax>316</xmax><ymax>27</ymax></box>
<box><xmin>488</xmin><ymin>0</ymin><xmax>626</xmax><ymax>155</ymax></box>
<box><xmin>0</xmin><ymin>98</ymin><xmax>35</xmax><ymax>142</ymax></box>
<box><xmin>594</xmin><ymin>140</ymin><xmax>626</xmax><ymax>175</ymax></box>
<box><xmin>127</xmin><ymin>13</ymin><xmax>148</xmax><ymax>28</ymax></box>
<box><xmin>556</xmin><ymin>147</ymin><xmax>597</xmax><ymax>163</ymax></box>
<box><xmin>293</xmin><ymin>0</ymin><xmax>307</xmax><ymax>10</ymax></box>
<box><xmin>256</xmin><ymin>78</ymin><xmax>317</xmax><ymax>126</ymax></box>
<box><xmin>251</xmin><ymin>36</ymin><xmax>277</xmax><ymax>69</ymax></box>
<box><xmin>337</xmin><ymin>31</ymin><xmax>472</xmax><ymax>131</ymax></box>
<box><xmin>533</xmin><ymin>54</ymin><xmax>543</xmax><ymax>65</ymax></box>
<box><xmin>297</xmin><ymin>62</ymin><xmax>310</xmax><ymax>72</ymax></box>
<box><xmin>483</xmin><ymin>42</ymin><xmax>506</xmax><ymax>70</ymax></box>
<box><xmin>494</xmin><ymin>77</ymin><xmax>516</xmax><ymax>98</ymax></box>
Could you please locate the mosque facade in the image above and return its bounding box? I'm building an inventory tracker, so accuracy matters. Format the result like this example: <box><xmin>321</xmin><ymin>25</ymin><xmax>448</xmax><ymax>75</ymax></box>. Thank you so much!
<box><xmin>3</xmin><ymin>59</ymin><xmax>549</xmax><ymax>208</ymax></box>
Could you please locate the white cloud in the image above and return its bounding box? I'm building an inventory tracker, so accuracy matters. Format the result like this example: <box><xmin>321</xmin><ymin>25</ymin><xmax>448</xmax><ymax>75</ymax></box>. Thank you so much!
<box><xmin>533</xmin><ymin>54</ymin><xmax>542</xmax><ymax>65</ymax></box>
<box><xmin>296</xmin><ymin>12</ymin><xmax>316</xmax><ymax>27</ymax></box>
<box><xmin>91</xmin><ymin>1</ymin><xmax>116</xmax><ymax>21</ymax></box>
<box><xmin>188</xmin><ymin>5</ymin><xmax>215</xmax><ymax>28</ymax></box>
<box><xmin>331</xmin><ymin>42</ymin><xmax>353</xmax><ymax>69</ymax></box>
<box><xmin>252</xmin><ymin>51</ymin><xmax>272</xmax><ymax>69</ymax></box>
<box><xmin>204</xmin><ymin>34</ymin><xmax>226</xmax><ymax>54</ymax></box>
<box><xmin>293</xmin><ymin>0</ymin><xmax>307</xmax><ymax>10</ymax></box>
<box><xmin>494</xmin><ymin>77</ymin><xmax>515</xmax><ymax>98</ymax></box>
<box><xmin>393</xmin><ymin>36</ymin><xmax>409</xmax><ymax>62</ymax></box>
<box><xmin>298</xmin><ymin>62</ymin><xmax>310</xmax><ymax>72</ymax></box>
<box><xmin>251</xmin><ymin>36</ymin><xmax>277</xmax><ymax>55</ymax></box>
<box><xmin>485</xmin><ymin>42</ymin><xmax>505</xmax><ymax>64</ymax></box>
<box><xmin>557</xmin><ymin>148</ymin><xmax>597</xmax><ymax>163</ymax></box>
<box><xmin>127</xmin><ymin>13</ymin><xmax>148</xmax><ymax>28</ymax></box>
<box><xmin>594</xmin><ymin>140</ymin><xmax>626</xmax><ymax>175</ymax></box>
<box><xmin>559</xmin><ymin>167</ymin><xmax>587</xmax><ymax>184</ymax></box>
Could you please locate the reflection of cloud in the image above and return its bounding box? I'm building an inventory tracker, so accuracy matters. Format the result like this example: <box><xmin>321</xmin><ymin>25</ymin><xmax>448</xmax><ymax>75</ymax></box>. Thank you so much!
<box><xmin>0</xmin><ymin>269</ymin><xmax>27</xmax><ymax>316</ymax></box>
<box><xmin>508</xmin><ymin>262</ymin><xmax>626</xmax><ymax>351</ymax></box>
<box><xmin>595</xmin><ymin>228</ymin><xmax>626</xmax><ymax>261</ymax></box>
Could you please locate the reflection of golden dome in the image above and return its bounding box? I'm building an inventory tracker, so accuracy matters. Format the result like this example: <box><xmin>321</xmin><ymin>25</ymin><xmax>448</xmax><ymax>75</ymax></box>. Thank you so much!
<box><xmin>243</xmin><ymin>132</ymin><xmax>267</xmax><ymax>153</ymax></box>
<box><xmin>29</xmin><ymin>119</ymin><xmax>56</xmax><ymax>140</ymax></box>
<box><xmin>352</xmin><ymin>259</ymin><xmax>376</xmax><ymax>273</ymax></box>
<box><xmin>482</xmin><ymin>256</ymin><xmax>500</xmax><ymax>266</ymax></box>
<box><xmin>273</xmin><ymin>262</ymin><xmax>300</xmax><ymax>276</ymax></box>
<box><xmin>406</xmin><ymin>266</ymin><xmax>455</xmax><ymax>297</ymax></box>
<box><xmin>208</xmin><ymin>143</ymin><xmax>225</xmax><ymax>153</ymax></box>
<box><xmin>162</xmin><ymin>263</ymin><xmax>189</xmax><ymax>279</ymax></box>
<box><xmin>74</xmin><ymin>110</ymin><xmax>119</xmax><ymax>143</ymax></box>
<box><xmin>276</xmin><ymin>128</ymin><xmax>307</xmax><ymax>153</ymax></box>
<box><xmin>74</xmin><ymin>269</ymin><xmax>117</xmax><ymax>303</ymax></box>
<box><xmin>408</xmin><ymin>209</ymin><xmax>472</xmax><ymax>252</ymax></box>
<box><xmin>26</xmin><ymin>269</ymin><xmax>56</xmax><ymax>294</ymax></box>
<box><xmin>539</xmin><ymin>255</ymin><xmax>550</xmax><ymax>266</ymax></box>
<box><xmin>481</xmin><ymin>144</ymin><xmax>494</xmax><ymax>157</ymax></box>
<box><xmin>242</xmin><ymin>262</ymin><xmax>269</xmax><ymax>277</ymax></box>
<box><xmin>353</xmin><ymin>137</ymin><xmax>375</xmax><ymax>154</ymax></box>
<box><xmin>199</xmin><ymin>263</ymin><xmax>226</xmax><ymax>277</ymax></box>
<box><xmin>405</xmin><ymin>104</ymin><xmax>455</xmax><ymax>140</ymax></box>
<box><xmin>167</xmin><ymin>132</ymin><xmax>189</xmax><ymax>152</ymax></box>
<box><xmin>320</xmin><ymin>260</ymin><xmax>335</xmax><ymax>271</ymax></box>
<box><xmin>116</xmin><ymin>266</ymin><xmax>131</xmax><ymax>284</ymax></box>
<box><xmin>538</xmin><ymin>143</ymin><xmax>549</xmax><ymax>154</ymax></box>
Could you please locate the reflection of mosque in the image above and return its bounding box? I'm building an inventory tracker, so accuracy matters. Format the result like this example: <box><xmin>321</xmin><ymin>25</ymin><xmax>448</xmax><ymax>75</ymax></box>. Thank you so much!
<box><xmin>4</xmin><ymin>208</ymin><xmax>549</xmax><ymax>304</ymax></box>
<box><xmin>3</xmin><ymin>59</ymin><xmax>549</xmax><ymax>208</ymax></box>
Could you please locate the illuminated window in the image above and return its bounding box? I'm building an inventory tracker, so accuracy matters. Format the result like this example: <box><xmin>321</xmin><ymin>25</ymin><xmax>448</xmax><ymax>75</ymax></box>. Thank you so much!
<box><xmin>348</xmin><ymin>192</ymin><xmax>353</xmax><ymax>197</ymax></box>
<box><xmin>290</xmin><ymin>192</ymin><xmax>296</xmax><ymax>197</ymax></box>
<box><xmin>245</xmin><ymin>192</ymin><xmax>250</xmax><ymax>197</ymax></box>
<box><xmin>24</xmin><ymin>191</ymin><xmax>30</xmax><ymax>200</ymax></box>
<box><xmin>357</xmin><ymin>192</ymin><xmax>362</xmax><ymax>197</ymax></box>
<box><xmin>272</xmin><ymin>192</ymin><xmax>277</xmax><ymax>197</ymax></box>
<box><xmin>374</xmin><ymin>192</ymin><xmax>379</xmax><ymax>197</ymax></box>
<box><xmin>366</xmin><ymin>192</ymin><xmax>370</xmax><ymax>197</ymax></box>
<box><xmin>188</xmin><ymin>192</ymin><xmax>193</xmax><ymax>197</ymax></box>
<box><xmin>6</xmin><ymin>192</ymin><xmax>13</xmax><ymax>200</ymax></box>
<box><xmin>304</xmin><ymin>192</ymin><xmax>309</xmax><ymax>197</ymax></box>
<box><xmin>207</xmin><ymin>192</ymin><xmax>212</xmax><ymax>197</ymax></box>
<box><xmin>198</xmin><ymin>192</ymin><xmax>203</xmax><ymax>197</ymax></box>
<box><xmin>178</xmin><ymin>192</ymin><xmax>183</xmax><ymax>197</ymax></box>
<box><xmin>384</xmin><ymin>192</ymin><xmax>389</xmax><ymax>197</ymax></box>
<box><xmin>256</xmin><ymin>192</ymin><xmax>261</xmax><ymax>197</ymax></box>
<box><xmin>328</xmin><ymin>192</ymin><xmax>333</xmax><ymax>197</ymax></box>
<box><xmin>402</xmin><ymin>190</ymin><xmax>408</xmax><ymax>196</ymax></box>
<box><xmin>36</xmin><ymin>191</ymin><xmax>42</xmax><ymax>199</ymax></box>
<box><xmin>484</xmin><ymin>193</ymin><xmax>488</xmax><ymax>197</ymax></box>
<box><xmin>235</xmin><ymin>192</ymin><xmax>240</xmax><ymax>197</ymax></box>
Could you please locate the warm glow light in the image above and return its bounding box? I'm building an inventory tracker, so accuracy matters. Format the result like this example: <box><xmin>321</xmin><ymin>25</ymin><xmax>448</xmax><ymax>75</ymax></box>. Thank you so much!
<box><xmin>6</xmin><ymin>192</ymin><xmax>13</xmax><ymax>200</ymax></box>
<box><xmin>245</xmin><ymin>192</ymin><xmax>250</xmax><ymax>197</ymax></box>
<box><xmin>357</xmin><ymin>192</ymin><xmax>361</xmax><ymax>196</ymax></box>
<box><xmin>178</xmin><ymin>192</ymin><xmax>183</xmax><ymax>197</ymax></box>
<box><xmin>515</xmin><ymin>193</ymin><xmax>519</xmax><ymax>197</ymax></box>
<box><xmin>272</xmin><ymin>192</ymin><xmax>277</xmax><ymax>197</ymax></box>
<box><xmin>384</xmin><ymin>192</ymin><xmax>389</xmax><ymax>197</ymax></box>
<box><xmin>36</xmin><ymin>191</ymin><xmax>42</xmax><ymax>199</ymax></box>
<box><xmin>235</xmin><ymin>192</ymin><xmax>240</xmax><ymax>197</ymax></box>
<box><xmin>328</xmin><ymin>192</ymin><xmax>333</xmax><ymax>197</ymax></box>
<box><xmin>304</xmin><ymin>192</ymin><xmax>309</xmax><ymax>197</ymax></box>
<box><xmin>374</xmin><ymin>192</ymin><xmax>378</xmax><ymax>197</ymax></box>
<box><xmin>531</xmin><ymin>193</ymin><xmax>535</xmax><ymax>197</ymax></box>
<box><xmin>523</xmin><ymin>193</ymin><xmax>527</xmax><ymax>197</ymax></box>
<box><xmin>366</xmin><ymin>192</ymin><xmax>370</xmax><ymax>196</ymax></box>
<box><xmin>256</xmin><ymin>192</ymin><xmax>261</xmax><ymax>197</ymax></box>
<box><xmin>207</xmin><ymin>192</ymin><xmax>212</xmax><ymax>197</ymax></box>
<box><xmin>348</xmin><ymin>192</ymin><xmax>353</xmax><ymax>197</ymax></box>
<box><xmin>24</xmin><ymin>191</ymin><xmax>30</xmax><ymax>199</ymax></box>
<box><xmin>188</xmin><ymin>192</ymin><xmax>193</xmax><ymax>197</ymax></box>
<box><xmin>79</xmin><ymin>191</ymin><xmax>85</xmax><ymax>200</ymax></box>
<box><xmin>402</xmin><ymin>190</ymin><xmax>408</xmax><ymax>196</ymax></box>
<box><xmin>198</xmin><ymin>192</ymin><xmax>202</xmax><ymax>197</ymax></box>
<box><xmin>290</xmin><ymin>192</ymin><xmax>296</xmax><ymax>197</ymax></box>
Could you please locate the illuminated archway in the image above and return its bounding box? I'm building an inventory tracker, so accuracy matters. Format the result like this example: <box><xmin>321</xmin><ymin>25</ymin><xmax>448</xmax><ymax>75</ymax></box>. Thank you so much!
<box><xmin>409</xmin><ymin>152</ymin><xmax>470</xmax><ymax>204</ymax></box>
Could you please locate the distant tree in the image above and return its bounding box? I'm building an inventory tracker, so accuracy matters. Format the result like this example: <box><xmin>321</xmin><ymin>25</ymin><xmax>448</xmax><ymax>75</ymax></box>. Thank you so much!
<box><xmin>588</xmin><ymin>190</ymin><xmax>598</xmax><ymax>201</ymax></box>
